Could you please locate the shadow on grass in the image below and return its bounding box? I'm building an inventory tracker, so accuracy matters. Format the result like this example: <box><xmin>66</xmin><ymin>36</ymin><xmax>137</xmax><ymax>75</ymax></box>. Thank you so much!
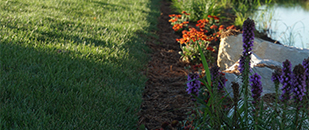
<box><xmin>0</xmin><ymin>36</ymin><xmax>150</xmax><ymax>129</ymax></box>
<box><xmin>0</xmin><ymin>0</ymin><xmax>161</xmax><ymax>129</ymax></box>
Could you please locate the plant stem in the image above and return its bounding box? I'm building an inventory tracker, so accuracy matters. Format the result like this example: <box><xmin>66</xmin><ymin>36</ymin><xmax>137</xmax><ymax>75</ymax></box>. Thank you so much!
<box><xmin>295</xmin><ymin>102</ymin><xmax>299</xmax><ymax>129</ymax></box>
<box><xmin>242</xmin><ymin>56</ymin><xmax>250</xmax><ymax>128</ymax></box>
<box><xmin>281</xmin><ymin>103</ymin><xmax>287</xmax><ymax>130</ymax></box>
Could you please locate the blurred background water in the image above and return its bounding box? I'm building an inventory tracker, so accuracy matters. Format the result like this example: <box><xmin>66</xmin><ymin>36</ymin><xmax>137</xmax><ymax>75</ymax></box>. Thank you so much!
<box><xmin>253</xmin><ymin>2</ymin><xmax>309</xmax><ymax>49</ymax></box>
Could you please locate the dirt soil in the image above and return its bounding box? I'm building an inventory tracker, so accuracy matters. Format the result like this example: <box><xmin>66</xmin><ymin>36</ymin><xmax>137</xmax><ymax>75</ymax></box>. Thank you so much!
<box><xmin>137</xmin><ymin>1</ymin><xmax>193</xmax><ymax>129</ymax></box>
<box><xmin>138</xmin><ymin>0</ymin><xmax>279</xmax><ymax>129</ymax></box>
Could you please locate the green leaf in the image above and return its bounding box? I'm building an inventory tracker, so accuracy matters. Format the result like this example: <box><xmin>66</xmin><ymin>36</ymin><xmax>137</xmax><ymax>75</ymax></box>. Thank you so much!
<box><xmin>197</xmin><ymin>44</ymin><xmax>211</xmax><ymax>87</ymax></box>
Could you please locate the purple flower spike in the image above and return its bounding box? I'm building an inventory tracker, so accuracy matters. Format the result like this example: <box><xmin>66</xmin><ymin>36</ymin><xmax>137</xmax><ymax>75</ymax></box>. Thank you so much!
<box><xmin>280</xmin><ymin>60</ymin><xmax>293</xmax><ymax>102</ymax></box>
<box><xmin>250</xmin><ymin>73</ymin><xmax>263</xmax><ymax>104</ymax></box>
<box><xmin>210</xmin><ymin>66</ymin><xmax>226</xmax><ymax>91</ymax></box>
<box><xmin>210</xmin><ymin>66</ymin><xmax>220</xmax><ymax>82</ymax></box>
<box><xmin>238</xmin><ymin>18</ymin><xmax>255</xmax><ymax>74</ymax></box>
<box><xmin>187</xmin><ymin>72</ymin><xmax>200</xmax><ymax>101</ymax></box>
<box><xmin>242</xmin><ymin>18</ymin><xmax>255</xmax><ymax>55</ymax></box>
<box><xmin>292</xmin><ymin>64</ymin><xmax>306</xmax><ymax>102</ymax></box>
<box><xmin>303</xmin><ymin>57</ymin><xmax>309</xmax><ymax>82</ymax></box>
<box><xmin>238</xmin><ymin>55</ymin><xmax>246</xmax><ymax>74</ymax></box>
<box><xmin>271</xmin><ymin>68</ymin><xmax>282</xmax><ymax>84</ymax></box>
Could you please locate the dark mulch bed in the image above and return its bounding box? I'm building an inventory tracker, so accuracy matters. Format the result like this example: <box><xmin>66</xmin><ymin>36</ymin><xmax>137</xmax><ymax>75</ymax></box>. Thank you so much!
<box><xmin>138</xmin><ymin>0</ymin><xmax>284</xmax><ymax>129</ymax></box>
<box><xmin>137</xmin><ymin>1</ymin><xmax>194</xmax><ymax>129</ymax></box>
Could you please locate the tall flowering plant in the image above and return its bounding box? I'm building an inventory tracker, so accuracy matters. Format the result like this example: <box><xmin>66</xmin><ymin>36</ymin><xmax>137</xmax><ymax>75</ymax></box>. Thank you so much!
<box><xmin>271</xmin><ymin>68</ymin><xmax>282</xmax><ymax>98</ymax></box>
<box><xmin>291</xmin><ymin>64</ymin><xmax>306</xmax><ymax>128</ymax></box>
<box><xmin>183</xmin><ymin>43</ymin><xmax>230</xmax><ymax>129</ymax></box>
<box><xmin>280</xmin><ymin>60</ymin><xmax>293</xmax><ymax>102</ymax></box>
<box><xmin>271</xmin><ymin>68</ymin><xmax>282</xmax><ymax>114</ymax></box>
<box><xmin>292</xmin><ymin>64</ymin><xmax>306</xmax><ymax>103</ymax></box>
<box><xmin>303</xmin><ymin>58</ymin><xmax>309</xmax><ymax>96</ymax></box>
<box><xmin>186</xmin><ymin>72</ymin><xmax>201</xmax><ymax>102</ymax></box>
<box><xmin>238</xmin><ymin>18</ymin><xmax>255</xmax><ymax>127</ymax></box>
<box><xmin>250</xmin><ymin>73</ymin><xmax>262</xmax><ymax>127</ymax></box>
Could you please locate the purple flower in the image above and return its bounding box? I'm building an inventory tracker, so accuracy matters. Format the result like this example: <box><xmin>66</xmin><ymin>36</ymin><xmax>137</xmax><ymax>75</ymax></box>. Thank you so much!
<box><xmin>210</xmin><ymin>66</ymin><xmax>226</xmax><ymax>91</ymax></box>
<box><xmin>303</xmin><ymin>57</ymin><xmax>309</xmax><ymax>96</ymax></box>
<box><xmin>238</xmin><ymin>55</ymin><xmax>246</xmax><ymax>74</ymax></box>
<box><xmin>242</xmin><ymin>18</ymin><xmax>255</xmax><ymax>55</ymax></box>
<box><xmin>271</xmin><ymin>68</ymin><xmax>282</xmax><ymax>84</ymax></box>
<box><xmin>303</xmin><ymin>57</ymin><xmax>309</xmax><ymax>82</ymax></box>
<box><xmin>292</xmin><ymin>64</ymin><xmax>306</xmax><ymax>102</ymax></box>
<box><xmin>238</xmin><ymin>18</ymin><xmax>255</xmax><ymax>74</ymax></box>
<box><xmin>280</xmin><ymin>60</ymin><xmax>293</xmax><ymax>102</ymax></box>
<box><xmin>187</xmin><ymin>72</ymin><xmax>200</xmax><ymax>101</ymax></box>
<box><xmin>250</xmin><ymin>73</ymin><xmax>263</xmax><ymax>104</ymax></box>
<box><xmin>210</xmin><ymin>66</ymin><xmax>220</xmax><ymax>82</ymax></box>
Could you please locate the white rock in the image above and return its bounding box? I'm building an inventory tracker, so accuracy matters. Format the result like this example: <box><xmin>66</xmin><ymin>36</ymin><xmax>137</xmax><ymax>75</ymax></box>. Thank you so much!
<box><xmin>217</xmin><ymin>34</ymin><xmax>309</xmax><ymax>71</ymax></box>
<box><xmin>223</xmin><ymin>54</ymin><xmax>283</xmax><ymax>98</ymax></box>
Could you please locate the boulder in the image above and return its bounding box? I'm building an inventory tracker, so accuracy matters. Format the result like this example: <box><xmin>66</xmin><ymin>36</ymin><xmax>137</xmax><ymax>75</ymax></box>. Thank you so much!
<box><xmin>217</xmin><ymin>34</ymin><xmax>309</xmax><ymax>71</ymax></box>
<box><xmin>223</xmin><ymin>53</ymin><xmax>283</xmax><ymax>98</ymax></box>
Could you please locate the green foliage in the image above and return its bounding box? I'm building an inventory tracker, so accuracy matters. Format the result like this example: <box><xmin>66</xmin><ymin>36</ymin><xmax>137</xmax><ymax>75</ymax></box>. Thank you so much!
<box><xmin>171</xmin><ymin>0</ymin><xmax>224</xmax><ymax>22</ymax></box>
<box><xmin>0</xmin><ymin>0</ymin><xmax>160</xmax><ymax>129</ymax></box>
<box><xmin>182</xmin><ymin>44</ymin><xmax>309</xmax><ymax>129</ymax></box>
<box><xmin>179</xmin><ymin>42</ymin><xmax>216</xmax><ymax>65</ymax></box>
<box><xmin>181</xmin><ymin>21</ymin><xmax>309</xmax><ymax>130</ymax></box>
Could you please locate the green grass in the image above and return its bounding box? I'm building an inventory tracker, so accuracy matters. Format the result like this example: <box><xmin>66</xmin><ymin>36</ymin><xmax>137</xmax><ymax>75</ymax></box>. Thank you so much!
<box><xmin>0</xmin><ymin>0</ymin><xmax>160</xmax><ymax>129</ymax></box>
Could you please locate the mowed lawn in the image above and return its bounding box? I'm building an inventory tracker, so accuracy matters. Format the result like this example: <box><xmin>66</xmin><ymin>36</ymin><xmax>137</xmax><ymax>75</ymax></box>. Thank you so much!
<box><xmin>0</xmin><ymin>0</ymin><xmax>160</xmax><ymax>129</ymax></box>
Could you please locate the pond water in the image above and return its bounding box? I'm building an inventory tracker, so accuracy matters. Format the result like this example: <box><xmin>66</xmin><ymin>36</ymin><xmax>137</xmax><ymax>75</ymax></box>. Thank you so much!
<box><xmin>253</xmin><ymin>4</ymin><xmax>309</xmax><ymax>49</ymax></box>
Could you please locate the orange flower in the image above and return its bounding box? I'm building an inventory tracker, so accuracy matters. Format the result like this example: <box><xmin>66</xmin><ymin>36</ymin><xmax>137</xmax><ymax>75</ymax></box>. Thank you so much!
<box><xmin>93</xmin><ymin>17</ymin><xmax>97</xmax><ymax>20</ymax></box>
<box><xmin>182</xmin><ymin>11</ymin><xmax>190</xmax><ymax>15</ymax></box>
<box><xmin>226</xmin><ymin>25</ymin><xmax>236</xmax><ymax>30</ymax></box>
<box><xmin>207</xmin><ymin>46</ymin><xmax>215</xmax><ymax>52</ymax></box>
<box><xmin>168</xmin><ymin>18</ymin><xmax>178</xmax><ymax>23</ymax></box>
<box><xmin>197</xmin><ymin>19</ymin><xmax>209</xmax><ymax>24</ymax></box>
<box><xmin>196</xmin><ymin>19</ymin><xmax>209</xmax><ymax>29</ymax></box>
<box><xmin>176</xmin><ymin>14</ymin><xmax>182</xmax><ymax>18</ymax></box>
<box><xmin>200</xmin><ymin>28</ymin><xmax>208</xmax><ymax>33</ymax></box>
<box><xmin>214</xmin><ymin>37</ymin><xmax>219</xmax><ymax>41</ymax></box>
<box><xmin>219</xmin><ymin>25</ymin><xmax>224</xmax><ymax>31</ymax></box>
<box><xmin>210</xmin><ymin>25</ymin><xmax>218</xmax><ymax>29</ymax></box>
<box><xmin>169</xmin><ymin>14</ymin><xmax>176</xmax><ymax>17</ymax></box>
<box><xmin>182</xmin><ymin>30</ymin><xmax>188</xmax><ymax>34</ymax></box>
<box><xmin>182</xmin><ymin>21</ymin><xmax>189</xmax><ymax>25</ymax></box>
<box><xmin>213</xmin><ymin>16</ymin><xmax>220</xmax><ymax>20</ymax></box>
<box><xmin>172</xmin><ymin>24</ymin><xmax>180</xmax><ymax>31</ymax></box>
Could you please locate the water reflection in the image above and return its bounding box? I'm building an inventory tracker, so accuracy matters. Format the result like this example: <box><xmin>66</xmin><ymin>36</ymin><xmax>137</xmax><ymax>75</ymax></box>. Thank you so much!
<box><xmin>253</xmin><ymin>4</ymin><xmax>309</xmax><ymax>49</ymax></box>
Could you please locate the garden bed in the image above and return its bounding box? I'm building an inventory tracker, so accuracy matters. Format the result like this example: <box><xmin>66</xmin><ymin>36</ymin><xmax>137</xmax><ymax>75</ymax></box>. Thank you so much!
<box><xmin>138</xmin><ymin>0</ymin><xmax>301</xmax><ymax>129</ymax></box>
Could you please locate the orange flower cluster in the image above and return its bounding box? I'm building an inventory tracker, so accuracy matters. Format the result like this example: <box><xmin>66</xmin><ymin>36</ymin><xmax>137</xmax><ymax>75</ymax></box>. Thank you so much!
<box><xmin>213</xmin><ymin>32</ymin><xmax>221</xmax><ymax>41</ymax></box>
<box><xmin>172</xmin><ymin>21</ymin><xmax>189</xmax><ymax>31</ymax></box>
<box><xmin>170</xmin><ymin>11</ymin><xmax>237</xmax><ymax>64</ymax></box>
<box><xmin>168</xmin><ymin>14</ymin><xmax>182</xmax><ymax>18</ymax></box>
<box><xmin>168</xmin><ymin>18</ymin><xmax>178</xmax><ymax>23</ymax></box>
<box><xmin>218</xmin><ymin>25</ymin><xmax>237</xmax><ymax>32</ymax></box>
<box><xmin>196</xmin><ymin>19</ymin><xmax>209</xmax><ymax>29</ymax></box>
<box><xmin>168</xmin><ymin>12</ymin><xmax>191</xmax><ymax>32</ymax></box>
<box><xmin>176</xmin><ymin>27</ymin><xmax>216</xmax><ymax>45</ymax></box>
